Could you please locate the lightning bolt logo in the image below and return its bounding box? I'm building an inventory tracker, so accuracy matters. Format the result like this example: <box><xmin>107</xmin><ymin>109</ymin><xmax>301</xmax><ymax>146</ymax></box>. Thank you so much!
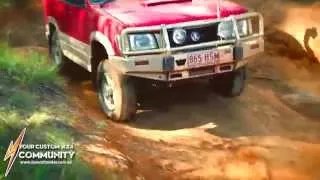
<box><xmin>3</xmin><ymin>128</ymin><xmax>26</xmax><ymax>177</ymax></box>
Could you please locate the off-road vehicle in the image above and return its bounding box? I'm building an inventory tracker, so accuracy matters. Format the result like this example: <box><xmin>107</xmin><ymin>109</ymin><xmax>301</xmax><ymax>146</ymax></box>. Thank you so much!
<box><xmin>42</xmin><ymin>0</ymin><xmax>264</xmax><ymax>121</ymax></box>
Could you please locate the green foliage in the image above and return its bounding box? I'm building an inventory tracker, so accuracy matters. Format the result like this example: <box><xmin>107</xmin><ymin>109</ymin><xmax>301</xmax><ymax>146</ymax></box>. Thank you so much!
<box><xmin>45</xmin><ymin>128</ymin><xmax>73</xmax><ymax>146</ymax></box>
<box><xmin>0</xmin><ymin>108</ymin><xmax>26</xmax><ymax>130</ymax></box>
<box><xmin>8</xmin><ymin>91</ymin><xmax>39</xmax><ymax>110</ymax></box>
<box><xmin>0</xmin><ymin>44</ymin><xmax>61</xmax><ymax>87</ymax></box>
<box><xmin>0</xmin><ymin>0</ymin><xmax>12</xmax><ymax>8</ymax></box>
<box><xmin>60</xmin><ymin>158</ymin><xmax>94</xmax><ymax>180</ymax></box>
<box><xmin>0</xmin><ymin>0</ymin><xmax>33</xmax><ymax>8</ymax></box>
<box><xmin>0</xmin><ymin>43</ymin><xmax>95</xmax><ymax>180</ymax></box>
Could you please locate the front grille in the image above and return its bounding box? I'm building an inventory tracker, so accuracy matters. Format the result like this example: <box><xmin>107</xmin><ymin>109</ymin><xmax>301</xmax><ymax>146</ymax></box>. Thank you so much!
<box><xmin>168</xmin><ymin>23</ymin><xmax>220</xmax><ymax>48</ymax></box>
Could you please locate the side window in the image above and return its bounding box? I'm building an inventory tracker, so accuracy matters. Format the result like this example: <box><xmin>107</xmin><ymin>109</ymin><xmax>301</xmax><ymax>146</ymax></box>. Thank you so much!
<box><xmin>65</xmin><ymin>0</ymin><xmax>86</xmax><ymax>7</ymax></box>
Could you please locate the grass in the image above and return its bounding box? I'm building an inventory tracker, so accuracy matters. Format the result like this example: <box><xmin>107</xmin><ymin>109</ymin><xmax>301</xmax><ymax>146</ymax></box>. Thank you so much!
<box><xmin>0</xmin><ymin>44</ymin><xmax>63</xmax><ymax>111</ymax></box>
<box><xmin>0</xmin><ymin>44</ymin><xmax>61</xmax><ymax>87</ymax></box>
<box><xmin>8</xmin><ymin>92</ymin><xmax>39</xmax><ymax>110</ymax></box>
<box><xmin>0</xmin><ymin>44</ymin><xmax>95</xmax><ymax>180</ymax></box>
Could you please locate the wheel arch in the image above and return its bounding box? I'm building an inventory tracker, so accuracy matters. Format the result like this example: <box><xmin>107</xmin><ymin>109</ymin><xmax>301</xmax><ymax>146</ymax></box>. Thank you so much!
<box><xmin>90</xmin><ymin>39</ymin><xmax>109</xmax><ymax>71</ymax></box>
<box><xmin>90</xmin><ymin>31</ymin><xmax>116</xmax><ymax>77</ymax></box>
<box><xmin>90</xmin><ymin>32</ymin><xmax>115</xmax><ymax>59</ymax></box>
<box><xmin>90</xmin><ymin>32</ymin><xmax>116</xmax><ymax>88</ymax></box>
<box><xmin>47</xmin><ymin>17</ymin><xmax>60</xmax><ymax>36</ymax></box>
<box><xmin>47</xmin><ymin>17</ymin><xmax>60</xmax><ymax>56</ymax></box>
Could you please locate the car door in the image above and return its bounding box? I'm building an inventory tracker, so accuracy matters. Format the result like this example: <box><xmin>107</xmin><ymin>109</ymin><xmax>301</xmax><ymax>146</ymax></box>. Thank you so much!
<box><xmin>47</xmin><ymin>0</ymin><xmax>69</xmax><ymax>35</ymax></box>
<box><xmin>61</xmin><ymin>0</ymin><xmax>91</xmax><ymax>70</ymax></box>
<box><xmin>66</xmin><ymin>0</ymin><xmax>89</xmax><ymax>43</ymax></box>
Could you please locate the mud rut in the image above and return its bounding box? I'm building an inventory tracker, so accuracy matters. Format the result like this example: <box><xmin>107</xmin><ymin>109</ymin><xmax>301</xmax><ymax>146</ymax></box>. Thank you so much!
<box><xmin>61</xmin><ymin>57</ymin><xmax>320</xmax><ymax>180</ymax></box>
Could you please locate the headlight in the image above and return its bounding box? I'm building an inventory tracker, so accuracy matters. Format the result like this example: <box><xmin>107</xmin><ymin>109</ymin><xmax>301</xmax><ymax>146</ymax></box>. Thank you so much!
<box><xmin>237</xmin><ymin>19</ymin><xmax>249</xmax><ymax>37</ymax></box>
<box><xmin>217</xmin><ymin>21</ymin><xmax>234</xmax><ymax>40</ymax></box>
<box><xmin>218</xmin><ymin>20</ymin><xmax>250</xmax><ymax>39</ymax></box>
<box><xmin>128</xmin><ymin>33</ymin><xmax>158</xmax><ymax>51</ymax></box>
<box><xmin>190</xmin><ymin>31</ymin><xmax>201</xmax><ymax>42</ymax></box>
<box><xmin>172</xmin><ymin>28</ymin><xmax>187</xmax><ymax>45</ymax></box>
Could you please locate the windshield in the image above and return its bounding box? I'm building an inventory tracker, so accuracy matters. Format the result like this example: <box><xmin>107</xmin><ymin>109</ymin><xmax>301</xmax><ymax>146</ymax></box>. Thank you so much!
<box><xmin>90</xmin><ymin>0</ymin><xmax>112</xmax><ymax>3</ymax></box>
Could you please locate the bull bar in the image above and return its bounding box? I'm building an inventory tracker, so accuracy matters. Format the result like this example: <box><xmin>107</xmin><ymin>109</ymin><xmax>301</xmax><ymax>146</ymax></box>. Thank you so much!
<box><xmin>119</xmin><ymin>12</ymin><xmax>264</xmax><ymax>56</ymax></box>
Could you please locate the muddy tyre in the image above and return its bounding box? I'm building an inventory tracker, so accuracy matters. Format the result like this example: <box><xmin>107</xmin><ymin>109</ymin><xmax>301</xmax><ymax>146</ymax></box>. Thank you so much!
<box><xmin>97</xmin><ymin>61</ymin><xmax>137</xmax><ymax>122</ymax></box>
<box><xmin>210</xmin><ymin>66</ymin><xmax>247</xmax><ymax>97</ymax></box>
<box><xmin>49</xmin><ymin>31</ymin><xmax>66</xmax><ymax>67</ymax></box>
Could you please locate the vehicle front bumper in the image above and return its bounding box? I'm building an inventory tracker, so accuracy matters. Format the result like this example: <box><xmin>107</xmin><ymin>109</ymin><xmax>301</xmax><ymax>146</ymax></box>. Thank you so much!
<box><xmin>107</xmin><ymin>12</ymin><xmax>264</xmax><ymax>82</ymax></box>
<box><xmin>108</xmin><ymin>36</ymin><xmax>264</xmax><ymax>81</ymax></box>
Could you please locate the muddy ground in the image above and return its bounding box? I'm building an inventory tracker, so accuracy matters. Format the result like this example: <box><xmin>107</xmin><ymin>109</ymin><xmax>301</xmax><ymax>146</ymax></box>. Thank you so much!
<box><xmin>1</xmin><ymin>0</ymin><xmax>320</xmax><ymax>179</ymax></box>
<box><xmin>68</xmin><ymin>54</ymin><xmax>320</xmax><ymax>180</ymax></box>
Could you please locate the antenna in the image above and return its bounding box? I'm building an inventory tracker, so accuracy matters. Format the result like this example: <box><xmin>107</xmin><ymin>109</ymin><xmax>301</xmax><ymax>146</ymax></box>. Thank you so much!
<box><xmin>217</xmin><ymin>0</ymin><xmax>221</xmax><ymax>18</ymax></box>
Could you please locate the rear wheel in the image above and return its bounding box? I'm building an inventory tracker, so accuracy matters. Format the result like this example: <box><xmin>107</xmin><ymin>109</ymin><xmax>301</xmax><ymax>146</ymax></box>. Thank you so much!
<box><xmin>97</xmin><ymin>61</ymin><xmax>137</xmax><ymax>122</ymax></box>
<box><xmin>210</xmin><ymin>66</ymin><xmax>247</xmax><ymax>97</ymax></box>
<box><xmin>49</xmin><ymin>31</ymin><xmax>65</xmax><ymax>67</ymax></box>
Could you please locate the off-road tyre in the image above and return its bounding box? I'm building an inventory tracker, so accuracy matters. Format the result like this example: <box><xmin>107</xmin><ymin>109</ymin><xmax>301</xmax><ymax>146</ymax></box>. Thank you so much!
<box><xmin>97</xmin><ymin>61</ymin><xmax>137</xmax><ymax>122</ymax></box>
<box><xmin>49</xmin><ymin>30</ymin><xmax>66</xmax><ymax>67</ymax></box>
<box><xmin>210</xmin><ymin>66</ymin><xmax>247</xmax><ymax>97</ymax></box>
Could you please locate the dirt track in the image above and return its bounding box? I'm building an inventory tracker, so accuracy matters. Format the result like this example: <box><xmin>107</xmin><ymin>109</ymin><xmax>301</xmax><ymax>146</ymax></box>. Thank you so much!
<box><xmin>65</xmin><ymin>52</ymin><xmax>320</xmax><ymax>179</ymax></box>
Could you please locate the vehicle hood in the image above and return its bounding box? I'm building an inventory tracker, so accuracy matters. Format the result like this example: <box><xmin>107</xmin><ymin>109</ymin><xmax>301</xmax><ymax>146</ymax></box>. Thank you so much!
<box><xmin>103</xmin><ymin>0</ymin><xmax>247</xmax><ymax>27</ymax></box>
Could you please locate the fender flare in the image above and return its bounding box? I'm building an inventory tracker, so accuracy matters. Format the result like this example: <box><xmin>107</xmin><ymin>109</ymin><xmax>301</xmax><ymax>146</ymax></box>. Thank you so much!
<box><xmin>90</xmin><ymin>32</ymin><xmax>116</xmax><ymax>57</ymax></box>
<box><xmin>47</xmin><ymin>17</ymin><xmax>61</xmax><ymax>35</ymax></box>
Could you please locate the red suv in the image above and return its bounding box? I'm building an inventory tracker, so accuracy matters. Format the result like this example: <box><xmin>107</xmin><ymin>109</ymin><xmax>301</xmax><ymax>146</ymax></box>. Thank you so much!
<box><xmin>42</xmin><ymin>0</ymin><xmax>264</xmax><ymax>121</ymax></box>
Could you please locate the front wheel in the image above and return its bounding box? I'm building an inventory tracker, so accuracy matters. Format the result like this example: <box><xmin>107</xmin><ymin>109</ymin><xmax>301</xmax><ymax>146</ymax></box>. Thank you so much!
<box><xmin>97</xmin><ymin>61</ymin><xmax>137</xmax><ymax>122</ymax></box>
<box><xmin>210</xmin><ymin>66</ymin><xmax>247</xmax><ymax>97</ymax></box>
